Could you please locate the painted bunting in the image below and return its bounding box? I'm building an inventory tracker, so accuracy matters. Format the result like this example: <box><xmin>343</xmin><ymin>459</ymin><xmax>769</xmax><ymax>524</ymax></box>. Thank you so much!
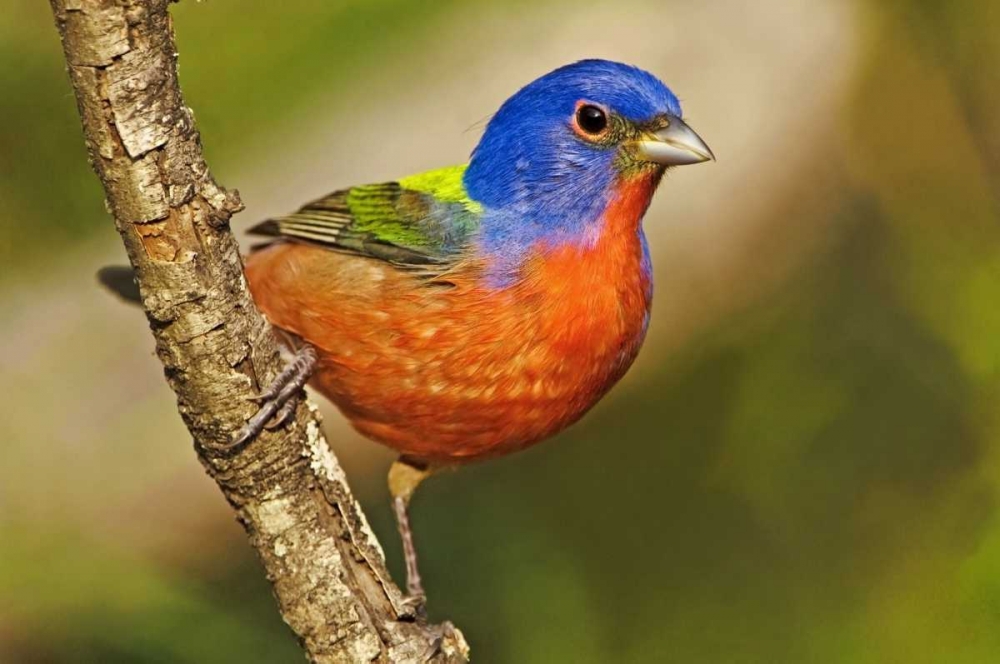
<box><xmin>240</xmin><ymin>59</ymin><xmax>713</xmax><ymax>607</ymax></box>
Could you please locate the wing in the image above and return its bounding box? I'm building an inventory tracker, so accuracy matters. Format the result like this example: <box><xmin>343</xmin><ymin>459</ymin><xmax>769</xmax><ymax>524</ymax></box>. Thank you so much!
<box><xmin>247</xmin><ymin>164</ymin><xmax>482</xmax><ymax>271</ymax></box>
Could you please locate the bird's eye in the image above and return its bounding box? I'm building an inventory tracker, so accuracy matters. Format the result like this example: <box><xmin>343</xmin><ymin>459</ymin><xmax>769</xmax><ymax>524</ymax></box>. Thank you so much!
<box><xmin>575</xmin><ymin>104</ymin><xmax>608</xmax><ymax>136</ymax></box>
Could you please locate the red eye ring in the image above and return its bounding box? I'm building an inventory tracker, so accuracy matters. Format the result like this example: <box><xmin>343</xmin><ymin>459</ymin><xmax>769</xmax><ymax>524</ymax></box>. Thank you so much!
<box><xmin>572</xmin><ymin>101</ymin><xmax>609</xmax><ymax>138</ymax></box>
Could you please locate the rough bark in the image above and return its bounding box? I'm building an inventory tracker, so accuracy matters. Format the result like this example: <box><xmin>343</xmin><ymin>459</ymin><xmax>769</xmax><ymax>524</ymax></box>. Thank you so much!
<box><xmin>48</xmin><ymin>2</ymin><xmax>469</xmax><ymax>662</ymax></box>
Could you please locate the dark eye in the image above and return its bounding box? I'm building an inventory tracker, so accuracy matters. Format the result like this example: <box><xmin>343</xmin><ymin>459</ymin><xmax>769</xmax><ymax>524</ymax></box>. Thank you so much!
<box><xmin>576</xmin><ymin>104</ymin><xmax>608</xmax><ymax>135</ymax></box>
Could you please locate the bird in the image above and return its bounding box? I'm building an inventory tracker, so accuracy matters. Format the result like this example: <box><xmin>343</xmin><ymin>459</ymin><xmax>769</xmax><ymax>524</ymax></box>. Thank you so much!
<box><xmin>237</xmin><ymin>58</ymin><xmax>713</xmax><ymax>609</ymax></box>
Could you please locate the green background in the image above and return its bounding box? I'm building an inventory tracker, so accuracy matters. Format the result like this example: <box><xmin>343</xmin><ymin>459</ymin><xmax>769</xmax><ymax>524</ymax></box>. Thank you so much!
<box><xmin>2</xmin><ymin>0</ymin><xmax>999</xmax><ymax>662</ymax></box>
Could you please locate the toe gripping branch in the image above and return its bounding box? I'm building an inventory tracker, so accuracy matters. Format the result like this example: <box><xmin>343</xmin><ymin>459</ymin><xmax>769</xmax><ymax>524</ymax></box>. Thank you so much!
<box><xmin>223</xmin><ymin>344</ymin><xmax>318</xmax><ymax>452</ymax></box>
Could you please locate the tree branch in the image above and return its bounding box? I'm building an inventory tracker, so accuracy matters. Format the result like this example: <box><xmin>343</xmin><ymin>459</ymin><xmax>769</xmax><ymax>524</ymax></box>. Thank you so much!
<box><xmin>48</xmin><ymin>1</ymin><xmax>469</xmax><ymax>661</ymax></box>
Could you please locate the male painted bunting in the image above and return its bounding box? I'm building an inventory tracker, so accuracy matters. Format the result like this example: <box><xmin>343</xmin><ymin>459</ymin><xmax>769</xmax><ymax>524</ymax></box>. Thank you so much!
<box><xmin>239</xmin><ymin>59</ymin><xmax>712</xmax><ymax>607</ymax></box>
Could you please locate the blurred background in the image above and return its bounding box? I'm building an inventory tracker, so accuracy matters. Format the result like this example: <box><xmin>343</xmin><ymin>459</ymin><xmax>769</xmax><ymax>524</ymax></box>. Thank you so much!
<box><xmin>2</xmin><ymin>0</ymin><xmax>999</xmax><ymax>661</ymax></box>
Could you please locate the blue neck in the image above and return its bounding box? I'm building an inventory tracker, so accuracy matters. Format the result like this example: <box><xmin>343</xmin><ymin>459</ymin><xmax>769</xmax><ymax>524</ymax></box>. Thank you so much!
<box><xmin>460</xmin><ymin>59</ymin><xmax>682</xmax><ymax>287</ymax></box>
<box><xmin>464</xmin><ymin>138</ymin><xmax>618</xmax><ymax>286</ymax></box>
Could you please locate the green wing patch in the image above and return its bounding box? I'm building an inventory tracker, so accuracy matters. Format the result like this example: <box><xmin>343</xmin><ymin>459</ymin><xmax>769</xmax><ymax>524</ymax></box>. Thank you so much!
<box><xmin>247</xmin><ymin>164</ymin><xmax>481</xmax><ymax>268</ymax></box>
<box><xmin>399</xmin><ymin>164</ymin><xmax>483</xmax><ymax>211</ymax></box>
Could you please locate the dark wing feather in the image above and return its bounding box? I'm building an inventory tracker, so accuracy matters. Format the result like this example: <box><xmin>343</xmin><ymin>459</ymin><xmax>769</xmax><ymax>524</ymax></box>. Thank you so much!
<box><xmin>247</xmin><ymin>178</ymin><xmax>481</xmax><ymax>270</ymax></box>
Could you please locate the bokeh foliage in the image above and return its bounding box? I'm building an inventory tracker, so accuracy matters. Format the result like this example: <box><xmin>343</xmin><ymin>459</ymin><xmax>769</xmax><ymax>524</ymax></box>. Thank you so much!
<box><xmin>2</xmin><ymin>0</ymin><xmax>998</xmax><ymax>662</ymax></box>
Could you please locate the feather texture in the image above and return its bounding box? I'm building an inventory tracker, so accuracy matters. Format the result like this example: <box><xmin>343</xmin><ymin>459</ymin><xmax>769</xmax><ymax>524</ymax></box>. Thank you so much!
<box><xmin>241</xmin><ymin>59</ymin><xmax>694</xmax><ymax>462</ymax></box>
<box><xmin>248</xmin><ymin>165</ymin><xmax>481</xmax><ymax>270</ymax></box>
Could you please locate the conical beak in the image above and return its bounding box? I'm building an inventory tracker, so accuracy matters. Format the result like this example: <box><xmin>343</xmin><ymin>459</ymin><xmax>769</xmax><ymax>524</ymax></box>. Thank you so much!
<box><xmin>636</xmin><ymin>116</ymin><xmax>714</xmax><ymax>166</ymax></box>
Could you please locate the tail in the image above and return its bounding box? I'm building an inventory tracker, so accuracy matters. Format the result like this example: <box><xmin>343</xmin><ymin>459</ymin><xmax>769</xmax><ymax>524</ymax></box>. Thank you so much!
<box><xmin>97</xmin><ymin>265</ymin><xmax>142</xmax><ymax>305</ymax></box>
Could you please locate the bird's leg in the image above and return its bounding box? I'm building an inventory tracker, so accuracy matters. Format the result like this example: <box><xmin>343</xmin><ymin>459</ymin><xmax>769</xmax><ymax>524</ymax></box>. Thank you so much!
<box><xmin>388</xmin><ymin>456</ymin><xmax>435</xmax><ymax>615</ymax></box>
<box><xmin>221</xmin><ymin>344</ymin><xmax>318</xmax><ymax>452</ymax></box>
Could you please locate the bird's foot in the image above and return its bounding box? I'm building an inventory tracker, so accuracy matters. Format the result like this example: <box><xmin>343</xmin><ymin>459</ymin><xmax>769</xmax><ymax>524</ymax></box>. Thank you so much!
<box><xmin>248</xmin><ymin>345</ymin><xmax>315</xmax><ymax>403</ymax></box>
<box><xmin>417</xmin><ymin>621</ymin><xmax>466</xmax><ymax>662</ymax></box>
<box><xmin>399</xmin><ymin>590</ymin><xmax>428</xmax><ymax>621</ymax></box>
<box><xmin>213</xmin><ymin>345</ymin><xmax>318</xmax><ymax>453</ymax></box>
<box><xmin>263</xmin><ymin>398</ymin><xmax>298</xmax><ymax>431</ymax></box>
<box><xmin>390</xmin><ymin>619</ymin><xmax>468</xmax><ymax>663</ymax></box>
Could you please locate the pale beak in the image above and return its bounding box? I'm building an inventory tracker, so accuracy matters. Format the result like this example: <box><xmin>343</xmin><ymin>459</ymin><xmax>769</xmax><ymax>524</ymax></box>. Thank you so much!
<box><xmin>636</xmin><ymin>116</ymin><xmax>714</xmax><ymax>166</ymax></box>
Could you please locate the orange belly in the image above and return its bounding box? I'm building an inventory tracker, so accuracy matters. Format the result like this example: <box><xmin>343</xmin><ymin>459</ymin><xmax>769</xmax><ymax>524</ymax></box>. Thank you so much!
<box><xmin>243</xmin><ymin>183</ymin><xmax>655</xmax><ymax>463</ymax></box>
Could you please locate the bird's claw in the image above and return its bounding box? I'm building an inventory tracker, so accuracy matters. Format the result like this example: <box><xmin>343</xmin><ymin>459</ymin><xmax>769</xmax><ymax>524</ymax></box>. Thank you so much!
<box><xmin>213</xmin><ymin>345</ymin><xmax>318</xmax><ymax>453</ymax></box>
<box><xmin>414</xmin><ymin>621</ymin><xmax>467</xmax><ymax>663</ymax></box>
<box><xmin>247</xmin><ymin>389</ymin><xmax>277</xmax><ymax>404</ymax></box>
<box><xmin>398</xmin><ymin>591</ymin><xmax>428</xmax><ymax>621</ymax></box>
<box><xmin>264</xmin><ymin>398</ymin><xmax>299</xmax><ymax>431</ymax></box>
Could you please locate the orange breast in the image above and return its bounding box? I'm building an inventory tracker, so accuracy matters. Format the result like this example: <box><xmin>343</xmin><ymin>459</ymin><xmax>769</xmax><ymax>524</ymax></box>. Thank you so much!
<box><xmin>244</xmin><ymin>177</ymin><xmax>657</xmax><ymax>463</ymax></box>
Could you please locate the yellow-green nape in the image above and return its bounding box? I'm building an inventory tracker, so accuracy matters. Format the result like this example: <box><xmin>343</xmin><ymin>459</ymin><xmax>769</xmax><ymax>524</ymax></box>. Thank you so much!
<box><xmin>399</xmin><ymin>164</ymin><xmax>483</xmax><ymax>214</ymax></box>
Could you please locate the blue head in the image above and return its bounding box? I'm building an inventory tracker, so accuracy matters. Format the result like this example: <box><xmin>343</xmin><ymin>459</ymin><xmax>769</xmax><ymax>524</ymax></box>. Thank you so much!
<box><xmin>464</xmin><ymin>59</ymin><xmax>712</xmax><ymax>281</ymax></box>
